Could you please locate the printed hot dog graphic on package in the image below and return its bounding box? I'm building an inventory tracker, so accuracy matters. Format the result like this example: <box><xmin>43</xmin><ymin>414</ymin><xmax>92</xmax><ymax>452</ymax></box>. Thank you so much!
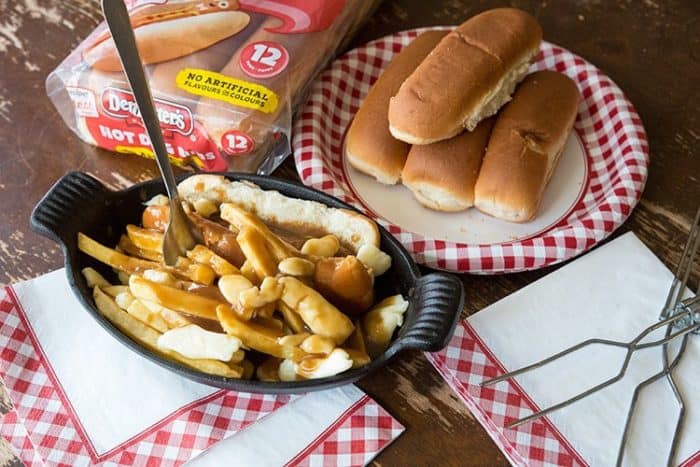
<box><xmin>49</xmin><ymin>0</ymin><xmax>373</xmax><ymax>171</ymax></box>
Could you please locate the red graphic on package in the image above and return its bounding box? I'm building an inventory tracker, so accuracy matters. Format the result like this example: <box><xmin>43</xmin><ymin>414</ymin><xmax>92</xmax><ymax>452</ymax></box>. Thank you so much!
<box><xmin>221</xmin><ymin>130</ymin><xmax>255</xmax><ymax>155</ymax></box>
<box><xmin>84</xmin><ymin>87</ymin><xmax>228</xmax><ymax>171</ymax></box>
<box><xmin>239</xmin><ymin>41</ymin><xmax>290</xmax><ymax>78</ymax></box>
<box><xmin>239</xmin><ymin>0</ymin><xmax>345</xmax><ymax>33</ymax></box>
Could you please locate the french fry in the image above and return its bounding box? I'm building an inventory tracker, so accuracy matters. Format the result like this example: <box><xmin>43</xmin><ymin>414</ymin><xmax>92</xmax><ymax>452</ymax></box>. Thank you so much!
<box><xmin>78</xmin><ymin>233</ymin><xmax>214</xmax><ymax>285</ymax></box>
<box><xmin>278</xmin><ymin>277</ymin><xmax>355</xmax><ymax>344</ymax></box>
<box><xmin>183</xmin><ymin>356</ymin><xmax>242</xmax><ymax>378</ymax></box>
<box><xmin>82</xmin><ymin>267</ymin><xmax>111</xmax><ymax>288</ymax></box>
<box><xmin>277</xmin><ymin>302</ymin><xmax>307</xmax><ymax>334</ymax></box>
<box><xmin>181</xmin><ymin>262</ymin><xmax>216</xmax><ymax>285</ymax></box>
<box><xmin>342</xmin><ymin>323</ymin><xmax>370</xmax><ymax>368</ymax></box>
<box><xmin>345</xmin><ymin>321</ymin><xmax>368</xmax><ymax>352</ymax></box>
<box><xmin>126</xmin><ymin>225</ymin><xmax>163</xmax><ymax>252</ymax></box>
<box><xmin>230</xmin><ymin>349</ymin><xmax>245</xmax><ymax>363</ymax></box>
<box><xmin>129</xmin><ymin>275</ymin><xmax>223</xmax><ymax>321</ymax></box>
<box><xmin>187</xmin><ymin>245</ymin><xmax>240</xmax><ymax>276</ymax></box>
<box><xmin>255</xmin><ymin>303</ymin><xmax>276</xmax><ymax>319</ymax></box>
<box><xmin>256</xmin><ymin>357</ymin><xmax>282</xmax><ymax>381</ymax></box>
<box><xmin>252</xmin><ymin>316</ymin><xmax>285</xmax><ymax>333</ymax></box>
<box><xmin>175</xmin><ymin>257</ymin><xmax>193</xmax><ymax>268</ymax></box>
<box><xmin>343</xmin><ymin>348</ymin><xmax>371</xmax><ymax>368</ymax></box>
<box><xmin>79</xmin><ymin>233</ymin><xmax>160</xmax><ymax>274</ymax></box>
<box><xmin>240</xmin><ymin>260</ymin><xmax>260</xmax><ymax>285</ymax></box>
<box><xmin>102</xmin><ymin>285</ymin><xmax>129</xmax><ymax>298</ymax></box>
<box><xmin>93</xmin><ymin>286</ymin><xmax>241</xmax><ymax>378</ymax></box>
<box><xmin>217</xmin><ymin>305</ymin><xmax>305</xmax><ymax>360</ymax></box>
<box><xmin>139</xmin><ymin>299</ymin><xmax>192</xmax><ymax>328</ymax></box>
<box><xmin>126</xmin><ymin>299</ymin><xmax>170</xmax><ymax>333</ymax></box>
<box><xmin>239</xmin><ymin>359</ymin><xmax>255</xmax><ymax>380</ymax></box>
<box><xmin>220</xmin><ymin>203</ymin><xmax>296</xmax><ymax>262</ymax></box>
<box><xmin>117</xmin><ymin>270</ymin><xmax>131</xmax><ymax>285</ymax></box>
<box><xmin>236</xmin><ymin>227</ymin><xmax>278</xmax><ymax>280</ymax></box>
<box><xmin>120</xmin><ymin>238</ymin><xmax>163</xmax><ymax>262</ymax></box>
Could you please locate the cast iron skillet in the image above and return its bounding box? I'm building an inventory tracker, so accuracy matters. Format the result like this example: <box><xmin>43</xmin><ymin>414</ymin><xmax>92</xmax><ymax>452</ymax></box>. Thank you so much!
<box><xmin>30</xmin><ymin>171</ymin><xmax>464</xmax><ymax>394</ymax></box>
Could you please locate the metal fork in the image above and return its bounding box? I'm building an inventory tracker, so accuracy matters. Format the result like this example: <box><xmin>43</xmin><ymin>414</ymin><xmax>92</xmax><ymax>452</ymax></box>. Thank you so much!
<box><xmin>482</xmin><ymin>207</ymin><xmax>700</xmax><ymax>466</ymax></box>
<box><xmin>102</xmin><ymin>0</ymin><xmax>203</xmax><ymax>265</ymax></box>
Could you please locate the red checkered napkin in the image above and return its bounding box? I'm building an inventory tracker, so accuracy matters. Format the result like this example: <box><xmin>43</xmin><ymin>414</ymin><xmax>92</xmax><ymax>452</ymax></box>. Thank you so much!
<box><xmin>1</xmin><ymin>411</ymin><xmax>45</xmax><ymax>467</ymax></box>
<box><xmin>190</xmin><ymin>387</ymin><xmax>404</xmax><ymax>467</ymax></box>
<box><xmin>292</xmin><ymin>28</ymin><xmax>649</xmax><ymax>273</ymax></box>
<box><xmin>426</xmin><ymin>233</ymin><xmax>700</xmax><ymax>466</ymax></box>
<box><xmin>0</xmin><ymin>270</ymin><xmax>403</xmax><ymax>466</ymax></box>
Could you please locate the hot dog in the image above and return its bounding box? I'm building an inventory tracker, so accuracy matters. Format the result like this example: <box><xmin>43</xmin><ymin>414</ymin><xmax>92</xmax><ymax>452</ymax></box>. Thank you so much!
<box><xmin>177</xmin><ymin>175</ymin><xmax>380</xmax><ymax>253</ymax></box>
<box><xmin>142</xmin><ymin>205</ymin><xmax>246</xmax><ymax>266</ymax></box>
<box><xmin>83</xmin><ymin>1</ymin><xmax>251</xmax><ymax>72</ymax></box>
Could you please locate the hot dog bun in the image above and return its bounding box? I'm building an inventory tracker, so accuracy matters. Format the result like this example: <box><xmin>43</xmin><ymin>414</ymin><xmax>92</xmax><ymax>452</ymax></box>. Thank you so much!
<box><xmin>402</xmin><ymin>118</ymin><xmax>494</xmax><ymax>211</ymax></box>
<box><xmin>84</xmin><ymin>11</ymin><xmax>250</xmax><ymax>72</ymax></box>
<box><xmin>388</xmin><ymin>8</ymin><xmax>542</xmax><ymax>144</ymax></box>
<box><xmin>474</xmin><ymin>71</ymin><xmax>580</xmax><ymax>222</ymax></box>
<box><xmin>177</xmin><ymin>175</ymin><xmax>380</xmax><ymax>253</ymax></box>
<box><xmin>345</xmin><ymin>31</ymin><xmax>448</xmax><ymax>184</ymax></box>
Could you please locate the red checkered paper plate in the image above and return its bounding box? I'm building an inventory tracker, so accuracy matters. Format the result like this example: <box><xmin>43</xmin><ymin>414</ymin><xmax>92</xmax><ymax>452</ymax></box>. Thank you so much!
<box><xmin>292</xmin><ymin>27</ymin><xmax>649</xmax><ymax>273</ymax></box>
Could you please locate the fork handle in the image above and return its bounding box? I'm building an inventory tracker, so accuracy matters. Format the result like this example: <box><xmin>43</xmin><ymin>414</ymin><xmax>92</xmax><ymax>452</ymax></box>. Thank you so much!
<box><xmin>101</xmin><ymin>0</ymin><xmax>179</xmax><ymax>200</ymax></box>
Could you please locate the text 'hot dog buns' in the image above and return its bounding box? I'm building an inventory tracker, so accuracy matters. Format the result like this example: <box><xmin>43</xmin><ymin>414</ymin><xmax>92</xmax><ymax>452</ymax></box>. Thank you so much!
<box><xmin>177</xmin><ymin>175</ymin><xmax>380</xmax><ymax>253</ymax></box>
<box><xmin>388</xmin><ymin>8</ymin><xmax>542</xmax><ymax>144</ymax></box>
<box><xmin>474</xmin><ymin>71</ymin><xmax>580</xmax><ymax>222</ymax></box>
<box><xmin>84</xmin><ymin>11</ymin><xmax>251</xmax><ymax>72</ymax></box>
<box><xmin>402</xmin><ymin>118</ymin><xmax>494</xmax><ymax>211</ymax></box>
<box><xmin>345</xmin><ymin>31</ymin><xmax>448</xmax><ymax>184</ymax></box>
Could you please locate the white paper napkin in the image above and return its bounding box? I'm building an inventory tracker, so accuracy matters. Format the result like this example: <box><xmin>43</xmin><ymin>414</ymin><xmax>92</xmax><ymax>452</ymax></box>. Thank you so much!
<box><xmin>189</xmin><ymin>385</ymin><xmax>401</xmax><ymax>467</ymax></box>
<box><xmin>0</xmin><ymin>270</ymin><xmax>404</xmax><ymax>466</ymax></box>
<box><xmin>429</xmin><ymin>232</ymin><xmax>699</xmax><ymax>466</ymax></box>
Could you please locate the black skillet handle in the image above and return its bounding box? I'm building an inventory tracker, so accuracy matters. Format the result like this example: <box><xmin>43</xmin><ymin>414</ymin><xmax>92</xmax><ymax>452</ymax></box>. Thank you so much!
<box><xmin>398</xmin><ymin>272</ymin><xmax>464</xmax><ymax>352</ymax></box>
<box><xmin>30</xmin><ymin>172</ymin><xmax>110</xmax><ymax>243</ymax></box>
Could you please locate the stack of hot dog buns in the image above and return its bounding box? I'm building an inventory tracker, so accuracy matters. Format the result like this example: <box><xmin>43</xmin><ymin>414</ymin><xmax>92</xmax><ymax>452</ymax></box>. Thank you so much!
<box><xmin>346</xmin><ymin>8</ymin><xmax>581</xmax><ymax>222</ymax></box>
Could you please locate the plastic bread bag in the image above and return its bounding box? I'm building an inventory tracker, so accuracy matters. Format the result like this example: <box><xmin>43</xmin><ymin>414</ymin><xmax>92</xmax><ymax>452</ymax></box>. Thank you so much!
<box><xmin>46</xmin><ymin>0</ymin><xmax>380</xmax><ymax>173</ymax></box>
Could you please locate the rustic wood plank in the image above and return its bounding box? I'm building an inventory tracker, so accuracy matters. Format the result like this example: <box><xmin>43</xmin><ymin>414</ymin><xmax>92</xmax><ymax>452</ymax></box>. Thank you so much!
<box><xmin>0</xmin><ymin>381</ymin><xmax>11</xmax><ymax>416</ymax></box>
<box><xmin>0</xmin><ymin>439</ymin><xmax>22</xmax><ymax>467</ymax></box>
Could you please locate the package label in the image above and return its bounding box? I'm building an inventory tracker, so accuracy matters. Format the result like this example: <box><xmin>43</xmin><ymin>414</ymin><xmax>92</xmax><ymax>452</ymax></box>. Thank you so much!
<box><xmin>175</xmin><ymin>68</ymin><xmax>279</xmax><ymax>113</ymax></box>
<box><xmin>67</xmin><ymin>87</ymin><xmax>99</xmax><ymax>118</ymax></box>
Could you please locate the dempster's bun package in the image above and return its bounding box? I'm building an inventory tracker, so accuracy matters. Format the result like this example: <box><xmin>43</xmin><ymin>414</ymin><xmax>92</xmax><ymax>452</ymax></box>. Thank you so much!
<box><xmin>47</xmin><ymin>0</ymin><xmax>379</xmax><ymax>173</ymax></box>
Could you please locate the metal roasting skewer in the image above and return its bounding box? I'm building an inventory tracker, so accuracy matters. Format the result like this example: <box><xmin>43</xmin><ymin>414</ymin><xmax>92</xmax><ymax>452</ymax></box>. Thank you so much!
<box><xmin>481</xmin><ymin>207</ymin><xmax>700</xmax><ymax>466</ymax></box>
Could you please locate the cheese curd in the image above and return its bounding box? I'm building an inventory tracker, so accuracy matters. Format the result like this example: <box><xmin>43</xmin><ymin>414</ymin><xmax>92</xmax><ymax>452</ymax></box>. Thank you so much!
<box><xmin>157</xmin><ymin>324</ymin><xmax>242</xmax><ymax>361</ymax></box>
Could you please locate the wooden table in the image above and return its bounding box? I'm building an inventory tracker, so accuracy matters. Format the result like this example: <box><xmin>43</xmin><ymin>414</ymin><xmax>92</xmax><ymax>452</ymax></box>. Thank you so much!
<box><xmin>0</xmin><ymin>1</ymin><xmax>698</xmax><ymax>465</ymax></box>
